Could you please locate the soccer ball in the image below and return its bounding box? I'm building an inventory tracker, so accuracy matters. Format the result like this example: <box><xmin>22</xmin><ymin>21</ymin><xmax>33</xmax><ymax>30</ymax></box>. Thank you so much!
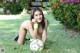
<box><xmin>30</xmin><ymin>39</ymin><xmax>44</xmax><ymax>51</ymax></box>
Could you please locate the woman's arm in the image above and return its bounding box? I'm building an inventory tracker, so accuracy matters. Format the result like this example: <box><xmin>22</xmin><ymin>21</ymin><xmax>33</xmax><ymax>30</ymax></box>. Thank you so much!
<box><xmin>29</xmin><ymin>22</ymin><xmax>38</xmax><ymax>40</ymax></box>
<box><xmin>42</xmin><ymin>28</ymin><xmax>47</xmax><ymax>44</ymax></box>
<box><xmin>18</xmin><ymin>21</ymin><xmax>38</xmax><ymax>45</ymax></box>
<box><xmin>42</xmin><ymin>19</ymin><xmax>48</xmax><ymax>44</ymax></box>
<box><xmin>18</xmin><ymin>22</ymin><xmax>27</xmax><ymax>45</ymax></box>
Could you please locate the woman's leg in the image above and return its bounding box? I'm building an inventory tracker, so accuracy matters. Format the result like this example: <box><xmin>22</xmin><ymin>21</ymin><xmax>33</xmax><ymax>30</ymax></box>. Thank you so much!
<box><xmin>18</xmin><ymin>27</ymin><xmax>27</xmax><ymax>45</ymax></box>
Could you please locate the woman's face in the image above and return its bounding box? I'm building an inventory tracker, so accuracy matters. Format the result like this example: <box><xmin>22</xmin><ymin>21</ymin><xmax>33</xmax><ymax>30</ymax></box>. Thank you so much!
<box><xmin>34</xmin><ymin>10</ymin><xmax>42</xmax><ymax>23</ymax></box>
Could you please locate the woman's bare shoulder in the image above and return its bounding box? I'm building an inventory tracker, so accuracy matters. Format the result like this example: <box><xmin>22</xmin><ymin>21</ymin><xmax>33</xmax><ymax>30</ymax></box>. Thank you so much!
<box><xmin>20</xmin><ymin>20</ymin><xmax>31</xmax><ymax>28</ymax></box>
<box><xmin>44</xmin><ymin>19</ymin><xmax>48</xmax><ymax>22</ymax></box>
<box><xmin>22</xmin><ymin>20</ymin><xmax>31</xmax><ymax>24</ymax></box>
<box><xmin>44</xmin><ymin>18</ymin><xmax>49</xmax><ymax>27</ymax></box>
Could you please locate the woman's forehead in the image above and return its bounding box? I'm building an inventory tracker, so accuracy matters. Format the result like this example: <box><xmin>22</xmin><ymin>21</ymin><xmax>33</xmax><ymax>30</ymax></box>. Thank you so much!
<box><xmin>34</xmin><ymin>10</ymin><xmax>41</xmax><ymax>14</ymax></box>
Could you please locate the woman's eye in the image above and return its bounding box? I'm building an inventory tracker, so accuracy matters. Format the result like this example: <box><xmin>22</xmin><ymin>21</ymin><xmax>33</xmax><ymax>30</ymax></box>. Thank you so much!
<box><xmin>35</xmin><ymin>13</ymin><xmax>42</xmax><ymax>16</ymax></box>
<box><xmin>39</xmin><ymin>13</ymin><xmax>42</xmax><ymax>15</ymax></box>
<box><xmin>35</xmin><ymin>15</ymin><xmax>38</xmax><ymax>16</ymax></box>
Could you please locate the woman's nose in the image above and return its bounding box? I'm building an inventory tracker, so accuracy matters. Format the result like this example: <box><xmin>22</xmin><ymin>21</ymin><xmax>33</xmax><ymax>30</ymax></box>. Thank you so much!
<box><xmin>37</xmin><ymin>15</ymin><xmax>41</xmax><ymax>18</ymax></box>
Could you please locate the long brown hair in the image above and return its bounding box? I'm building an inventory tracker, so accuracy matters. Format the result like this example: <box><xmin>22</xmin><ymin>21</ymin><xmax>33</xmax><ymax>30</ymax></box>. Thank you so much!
<box><xmin>30</xmin><ymin>7</ymin><xmax>45</xmax><ymax>29</ymax></box>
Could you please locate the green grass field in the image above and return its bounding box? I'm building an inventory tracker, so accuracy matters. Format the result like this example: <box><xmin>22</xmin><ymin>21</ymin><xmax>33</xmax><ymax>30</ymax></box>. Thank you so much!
<box><xmin>0</xmin><ymin>13</ymin><xmax>80</xmax><ymax>53</ymax></box>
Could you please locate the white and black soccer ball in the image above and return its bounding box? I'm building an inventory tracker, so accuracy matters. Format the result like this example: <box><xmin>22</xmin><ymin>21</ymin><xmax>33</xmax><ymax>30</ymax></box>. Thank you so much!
<box><xmin>30</xmin><ymin>39</ymin><xmax>44</xmax><ymax>51</ymax></box>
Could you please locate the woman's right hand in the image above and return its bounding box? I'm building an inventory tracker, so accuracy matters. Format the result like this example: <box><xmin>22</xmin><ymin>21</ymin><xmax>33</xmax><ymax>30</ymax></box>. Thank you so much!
<box><xmin>32</xmin><ymin>19</ymin><xmax>36</xmax><ymax>23</ymax></box>
<box><xmin>32</xmin><ymin>19</ymin><xmax>38</xmax><ymax>29</ymax></box>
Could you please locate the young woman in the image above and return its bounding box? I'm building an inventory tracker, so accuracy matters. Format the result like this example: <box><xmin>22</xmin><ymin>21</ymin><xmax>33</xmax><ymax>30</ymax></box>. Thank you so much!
<box><xmin>17</xmin><ymin>7</ymin><xmax>48</xmax><ymax>46</ymax></box>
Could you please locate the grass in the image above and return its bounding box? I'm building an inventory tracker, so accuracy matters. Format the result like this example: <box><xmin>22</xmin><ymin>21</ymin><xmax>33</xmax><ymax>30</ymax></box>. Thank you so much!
<box><xmin>0</xmin><ymin>13</ymin><xmax>80</xmax><ymax>53</ymax></box>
